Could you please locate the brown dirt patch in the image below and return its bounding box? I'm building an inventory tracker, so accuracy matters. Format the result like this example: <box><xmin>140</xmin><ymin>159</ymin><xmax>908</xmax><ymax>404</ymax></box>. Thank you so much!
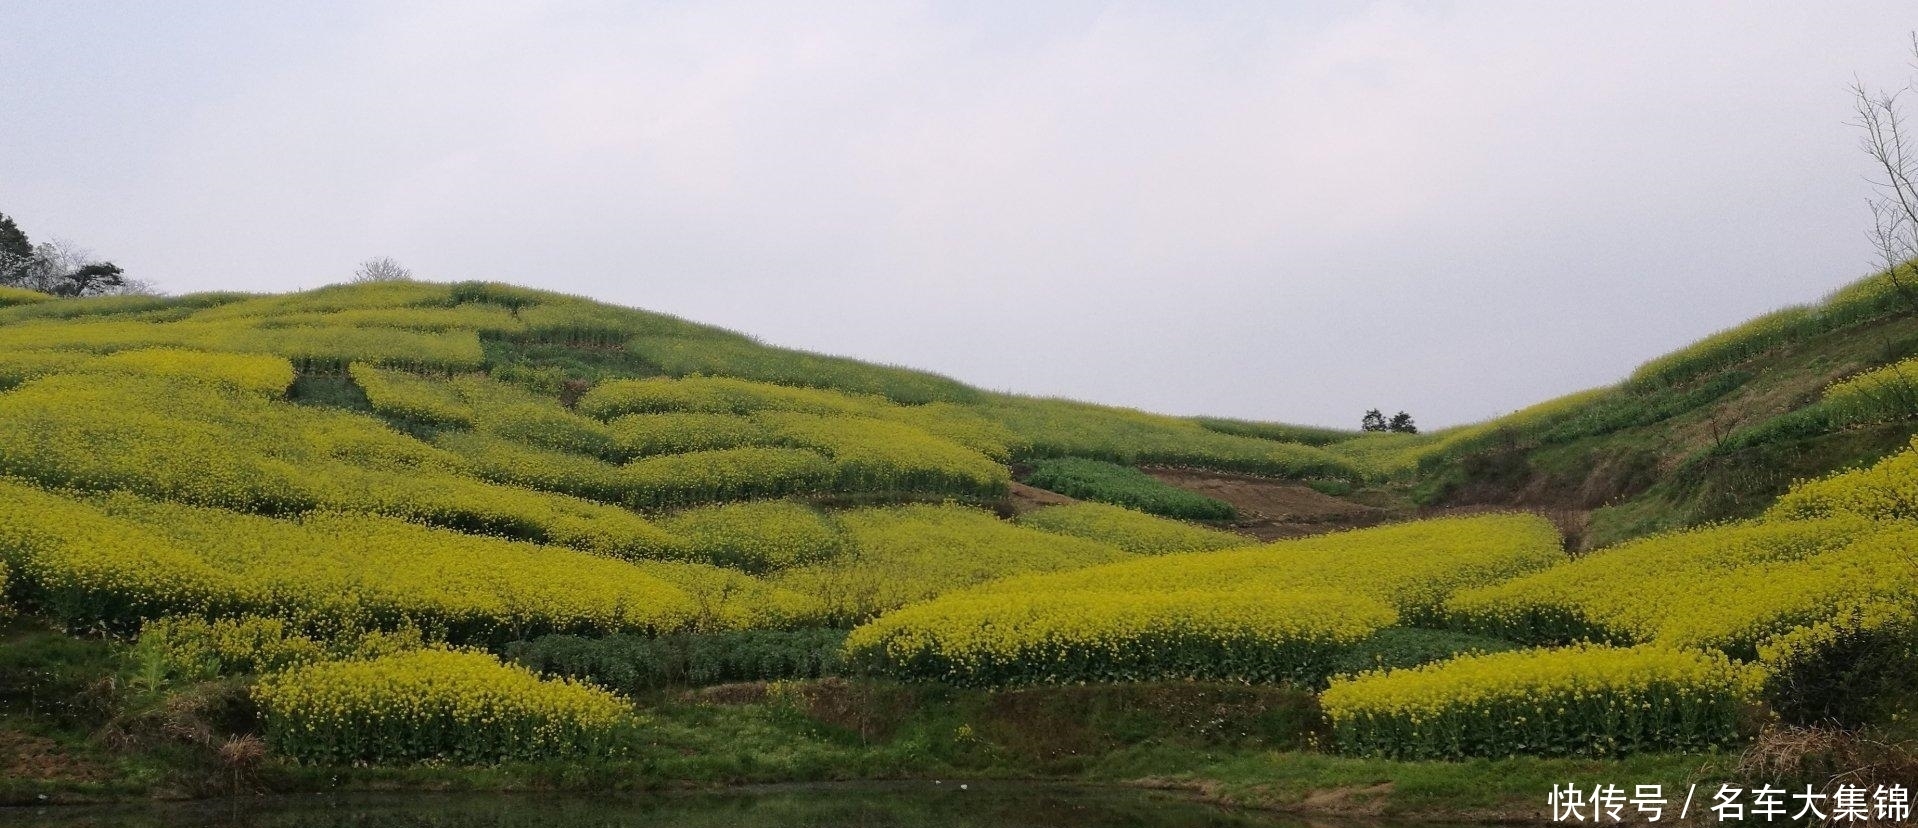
<box><xmin>683</xmin><ymin>682</ymin><xmax>772</xmax><ymax>706</ymax></box>
<box><xmin>1006</xmin><ymin>481</ymin><xmax>1076</xmax><ymax>514</ymax></box>
<box><xmin>782</xmin><ymin>678</ymin><xmax>920</xmax><ymax>744</ymax></box>
<box><xmin>1142</xmin><ymin>467</ymin><xmax>1387</xmax><ymax>541</ymax></box>
<box><xmin>1299</xmin><ymin>782</ymin><xmax>1397</xmax><ymax>815</ymax></box>
<box><xmin>0</xmin><ymin>730</ymin><xmax>108</xmax><ymax>782</ymax></box>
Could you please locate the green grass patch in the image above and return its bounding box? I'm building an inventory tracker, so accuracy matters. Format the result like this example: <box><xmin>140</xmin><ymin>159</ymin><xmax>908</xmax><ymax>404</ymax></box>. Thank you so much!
<box><xmin>1023</xmin><ymin>458</ymin><xmax>1235</xmax><ymax>519</ymax></box>
<box><xmin>502</xmin><ymin>628</ymin><xmax>850</xmax><ymax>694</ymax></box>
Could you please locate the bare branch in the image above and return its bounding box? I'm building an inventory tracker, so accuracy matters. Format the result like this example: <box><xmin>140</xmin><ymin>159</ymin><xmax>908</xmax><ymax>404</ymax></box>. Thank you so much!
<box><xmin>352</xmin><ymin>256</ymin><xmax>414</xmax><ymax>283</ymax></box>
<box><xmin>1853</xmin><ymin>37</ymin><xmax>1918</xmax><ymax>309</ymax></box>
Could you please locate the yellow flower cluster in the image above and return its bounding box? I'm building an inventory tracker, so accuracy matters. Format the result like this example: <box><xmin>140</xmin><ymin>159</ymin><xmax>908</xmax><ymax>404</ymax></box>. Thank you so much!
<box><xmin>224</xmin><ymin>324</ymin><xmax>484</xmax><ymax>373</ymax></box>
<box><xmin>261</xmin><ymin>304</ymin><xmax>526</xmax><ymax>335</ymax></box>
<box><xmin>624</xmin><ymin>556</ymin><xmax>830</xmax><ymax>630</ymax></box>
<box><xmin>1652</xmin><ymin>526</ymin><xmax>1918</xmax><ymax>658</ymax></box>
<box><xmin>1445</xmin><ymin>516</ymin><xmax>1881</xmax><ymax>647</ymax></box>
<box><xmin>605</xmin><ymin>412</ymin><xmax>776</xmax><ymax>457</ymax></box>
<box><xmin>626</xmin><ymin>333</ymin><xmax>981</xmax><ymax>405</ymax></box>
<box><xmin>755</xmin><ymin>411</ymin><xmax>1008</xmax><ymax>496</ymax></box>
<box><xmin>1443</xmin><ymin>436</ymin><xmax>1918</xmax><ymax>676</ymax></box>
<box><xmin>513</xmin><ymin>293</ymin><xmax>723</xmax><ymax>346</ymax></box>
<box><xmin>1823</xmin><ymin>357</ymin><xmax>1918</xmax><ymax>426</ymax></box>
<box><xmin>389</xmin><ymin>373</ymin><xmax>1009</xmax><ymax>505</ymax></box>
<box><xmin>0</xmin><ymin>316</ymin><xmax>485</xmax><ymax>374</ymax></box>
<box><xmin>449</xmin><ymin>375</ymin><xmax>624</xmax><ymax>458</ymax></box>
<box><xmin>973</xmin><ymin>513</ymin><xmax>1564</xmax><ymax>624</ymax></box>
<box><xmin>1627</xmin><ymin>307</ymin><xmax>1812</xmax><ymax>388</ymax></box>
<box><xmin>433</xmin><ymin>431</ymin><xmax>624</xmax><ymax>499</ymax></box>
<box><xmin>350</xmin><ymin>362</ymin><xmax>477</xmax><ymax>426</ymax></box>
<box><xmin>845</xmin><ymin>588</ymin><xmax>1394</xmax><ymax>686</ymax></box>
<box><xmin>191</xmin><ymin>280</ymin><xmax>456</xmax><ymax>319</ymax></box>
<box><xmin>442</xmin><ymin>421</ymin><xmax>1000</xmax><ymax>513</ymax></box>
<box><xmin>0</xmin><ymin>557</ymin><xmax>10</xmax><ymax>620</ymax></box>
<box><xmin>578</xmin><ymin>375</ymin><xmax>867</xmax><ymax>418</ymax></box>
<box><xmin>1755</xmin><ymin>600</ymin><xmax>1916</xmax><ymax>684</ymax></box>
<box><xmin>253</xmin><ymin>649</ymin><xmax>638</xmax><ymax>764</ymax></box>
<box><xmin>0</xmin><ymin>318</ymin><xmax>188</xmax><ymax>353</ymax></box>
<box><xmin>0</xmin><ymin>371</ymin><xmax>685</xmax><ymax>557</ymax></box>
<box><xmin>0</xmin><ymin>479</ymin><xmax>815</xmax><ymax>637</ymax></box>
<box><xmin>581</xmin><ymin>375</ymin><xmax>1018</xmax><ymax>459</ymax></box>
<box><xmin>89</xmin><ymin>348</ymin><xmax>296</xmax><ymax>397</ymax></box>
<box><xmin>0</xmin><ymin>349</ymin><xmax>92</xmax><ymax>388</ymax></box>
<box><xmin>440</xmin><ymin>430</ymin><xmax>837</xmax><ymax>513</ymax></box>
<box><xmin>0</xmin><ymin>344</ymin><xmax>297</xmax><ymax>397</ymax></box>
<box><xmin>844</xmin><ymin>513</ymin><xmax>1558</xmax><ymax>685</ymax></box>
<box><xmin>1014</xmin><ymin>502</ymin><xmax>1250</xmax><ymax>555</ymax></box>
<box><xmin>1320</xmin><ymin>644</ymin><xmax>1759</xmax><ymax>759</ymax></box>
<box><xmin>1769</xmin><ymin>437</ymin><xmax>1918</xmax><ymax>523</ymax></box>
<box><xmin>776</xmin><ymin>503</ymin><xmax>1135</xmax><ymax>622</ymax></box>
<box><xmin>0</xmin><ymin>478</ymin><xmax>229</xmax><ymax>625</ymax></box>
<box><xmin>0</xmin><ymin>285</ymin><xmax>52</xmax><ymax>307</ymax></box>
<box><xmin>135</xmin><ymin>615</ymin><xmax>426</xmax><ymax>679</ymax></box>
<box><xmin>657</xmin><ymin>501</ymin><xmax>846</xmax><ymax>573</ymax></box>
<box><xmin>880</xmin><ymin>402</ymin><xmax>1024</xmax><ymax>461</ymax></box>
<box><xmin>619</xmin><ymin>446</ymin><xmax>838</xmax><ymax>508</ymax></box>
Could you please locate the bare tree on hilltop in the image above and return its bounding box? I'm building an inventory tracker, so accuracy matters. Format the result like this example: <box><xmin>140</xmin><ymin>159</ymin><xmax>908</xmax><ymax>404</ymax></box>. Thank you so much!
<box><xmin>353</xmin><ymin>256</ymin><xmax>414</xmax><ymax>283</ymax></box>
<box><xmin>1854</xmin><ymin>33</ymin><xmax>1918</xmax><ymax>309</ymax></box>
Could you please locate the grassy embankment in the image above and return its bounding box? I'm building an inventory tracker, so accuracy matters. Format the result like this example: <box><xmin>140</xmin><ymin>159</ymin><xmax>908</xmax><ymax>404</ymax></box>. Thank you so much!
<box><xmin>2</xmin><ymin>616</ymin><xmax>1721</xmax><ymax>822</ymax></box>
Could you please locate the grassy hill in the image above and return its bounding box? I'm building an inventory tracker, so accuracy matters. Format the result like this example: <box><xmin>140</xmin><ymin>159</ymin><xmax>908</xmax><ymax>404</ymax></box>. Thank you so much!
<box><xmin>2</xmin><ymin>270</ymin><xmax>1916</xmax><ymax>814</ymax></box>
<box><xmin>1309</xmin><ymin>267</ymin><xmax>1918</xmax><ymax>549</ymax></box>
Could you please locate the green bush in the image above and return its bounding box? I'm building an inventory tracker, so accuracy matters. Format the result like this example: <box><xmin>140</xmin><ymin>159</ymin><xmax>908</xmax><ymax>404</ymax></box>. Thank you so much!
<box><xmin>502</xmin><ymin>628</ymin><xmax>849</xmax><ymax>694</ymax></box>
<box><xmin>1327</xmin><ymin>627</ymin><xmax>1520</xmax><ymax>678</ymax></box>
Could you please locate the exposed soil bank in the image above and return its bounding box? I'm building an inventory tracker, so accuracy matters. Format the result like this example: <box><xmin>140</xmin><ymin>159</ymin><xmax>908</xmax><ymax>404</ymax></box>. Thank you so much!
<box><xmin>1142</xmin><ymin>467</ymin><xmax>1388</xmax><ymax>541</ymax></box>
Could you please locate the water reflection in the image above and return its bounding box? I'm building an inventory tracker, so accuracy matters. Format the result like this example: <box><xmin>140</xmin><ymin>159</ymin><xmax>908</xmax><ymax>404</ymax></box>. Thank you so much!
<box><xmin>0</xmin><ymin>784</ymin><xmax>1339</xmax><ymax>828</ymax></box>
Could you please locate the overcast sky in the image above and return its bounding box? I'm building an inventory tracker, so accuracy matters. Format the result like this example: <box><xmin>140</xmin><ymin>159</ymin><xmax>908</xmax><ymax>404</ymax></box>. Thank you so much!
<box><xmin>3</xmin><ymin>3</ymin><xmax>1914</xmax><ymax>428</ymax></box>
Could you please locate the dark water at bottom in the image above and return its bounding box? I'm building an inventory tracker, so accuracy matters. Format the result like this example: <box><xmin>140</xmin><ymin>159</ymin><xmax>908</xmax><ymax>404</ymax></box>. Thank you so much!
<box><xmin>0</xmin><ymin>783</ymin><xmax>1378</xmax><ymax>828</ymax></box>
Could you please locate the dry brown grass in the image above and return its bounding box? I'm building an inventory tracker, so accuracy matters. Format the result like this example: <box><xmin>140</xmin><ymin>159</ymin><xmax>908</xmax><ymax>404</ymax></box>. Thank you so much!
<box><xmin>1736</xmin><ymin>724</ymin><xmax>1918</xmax><ymax>826</ymax></box>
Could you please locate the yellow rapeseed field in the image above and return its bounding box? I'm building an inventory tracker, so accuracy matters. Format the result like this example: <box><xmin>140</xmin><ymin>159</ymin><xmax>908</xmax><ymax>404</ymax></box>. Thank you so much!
<box><xmin>1014</xmin><ymin>502</ymin><xmax>1250</xmax><ymax>555</ymax></box>
<box><xmin>845</xmin><ymin>514</ymin><xmax>1560</xmax><ymax>685</ymax></box>
<box><xmin>1320</xmin><ymin>644</ymin><xmax>1759</xmax><ymax>759</ymax></box>
<box><xmin>775</xmin><ymin>503</ymin><xmax>1135</xmax><ymax>622</ymax></box>
<box><xmin>657</xmin><ymin>500</ymin><xmax>846</xmax><ymax>573</ymax></box>
<box><xmin>1769</xmin><ymin>437</ymin><xmax>1918</xmax><ymax>523</ymax></box>
<box><xmin>846</xmin><ymin>588</ymin><xmax>1394</xmax><ymax>686</ymax></box>
<box><xmin>254</xmin><ymin>649</ymin><xmax>638</xmax><ymax>764</ymax></box>
<box><xmin>971</xmin><ymin>513</ymin><xmax>1563</xmax><ymax>622</ymax></box>
<box><xmin>0</xmin><ymin>479</ymin><xmax>814</xmax><ymax>638</ymax></box>
<box><xmin>1444</xmin><ymin>516</ymin><xmax>1881</xmax><ymax>647</ymax></box>
<box><xmin>351</xmin><ymin>362</ymin><xmax>477</xmax><ymax>426</ymax></box>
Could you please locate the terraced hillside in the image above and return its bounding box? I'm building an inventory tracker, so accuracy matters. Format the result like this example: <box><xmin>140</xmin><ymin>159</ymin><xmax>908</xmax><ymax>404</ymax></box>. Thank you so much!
<box><xmin>0</xmin><ymin>270</ymin><xmax>1915</xmax><ymax>808</ymax></box>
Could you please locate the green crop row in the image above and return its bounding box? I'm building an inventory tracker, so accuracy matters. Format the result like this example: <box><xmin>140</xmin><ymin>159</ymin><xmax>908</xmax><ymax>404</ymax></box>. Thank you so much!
<box><xmin>1023</xmin><ymin>457</ymin><xmax>1234</xmax><ymax>519</ymax></box>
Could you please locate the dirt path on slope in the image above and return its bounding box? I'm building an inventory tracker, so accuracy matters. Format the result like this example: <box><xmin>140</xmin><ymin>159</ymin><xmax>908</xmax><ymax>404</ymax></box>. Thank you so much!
<box><xmin>1004</xmin><ymin>481</ymin><xmax>1077</xmax><ymax>515</ymax></box>
<box><xmin>1142</xmin><ymin>467</ymin><xmax>1389</xmax><ymax>541</ymax></box>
